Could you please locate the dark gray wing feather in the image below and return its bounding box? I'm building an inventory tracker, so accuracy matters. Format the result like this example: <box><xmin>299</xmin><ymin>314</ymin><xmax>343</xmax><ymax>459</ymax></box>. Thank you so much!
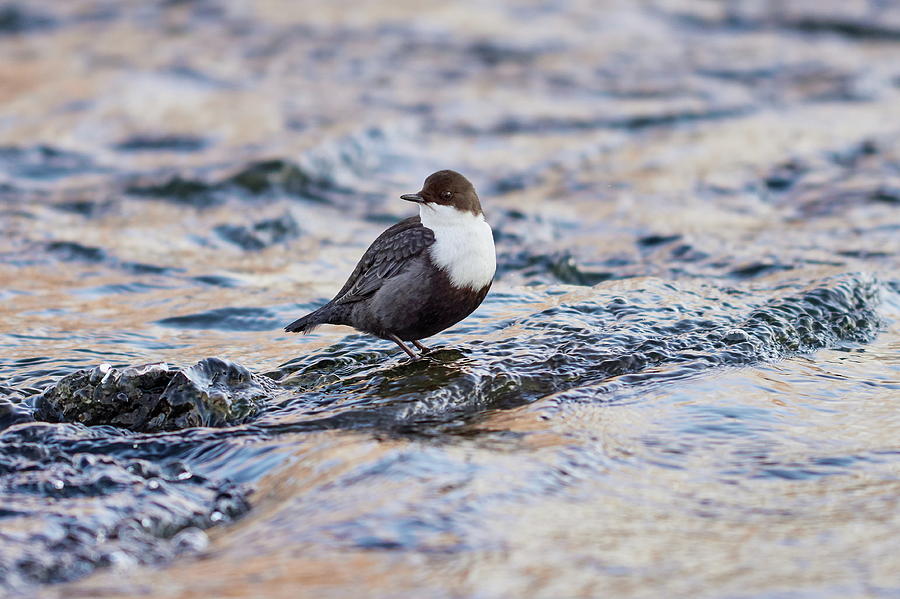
<box><xmin>332</xmin><ymin>216</ymin><xmax>434</xmax><ymax>305</ymax></box>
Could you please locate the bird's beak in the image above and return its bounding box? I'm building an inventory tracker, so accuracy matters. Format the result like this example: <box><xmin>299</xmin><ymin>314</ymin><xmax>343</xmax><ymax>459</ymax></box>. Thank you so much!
<box><xmin>401</xmin><ymin>193</ymin><xmax>425</xmax><ymax>204</ymax></box>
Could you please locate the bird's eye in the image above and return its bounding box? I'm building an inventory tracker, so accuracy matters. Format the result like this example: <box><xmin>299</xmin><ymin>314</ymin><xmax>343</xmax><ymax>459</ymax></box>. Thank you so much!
<box><xmin>441</xmin><ymin>191</ymin><xmax>453</xmax><ymax>200</ymax></box>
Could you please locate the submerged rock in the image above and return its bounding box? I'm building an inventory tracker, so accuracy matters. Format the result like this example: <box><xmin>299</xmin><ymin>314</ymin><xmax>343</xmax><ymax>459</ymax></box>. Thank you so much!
<box><xmin>34</xmin><ymin>358</ymin><xmax>272</xmax><ymax>432</ymax></box>
<box><xmin>273</xmin><ymin>272</ymin><xmax>884</xmax><ymax>429</ymax></box>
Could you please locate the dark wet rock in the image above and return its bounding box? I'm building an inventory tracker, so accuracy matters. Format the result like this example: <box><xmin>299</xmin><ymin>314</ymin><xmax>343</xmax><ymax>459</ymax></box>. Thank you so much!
<box><xmin>0</xmin><ymin>145</ymin><xmax>100</xmax><ymax>180</ymax></box>
<box><xmin>0</xmin><ymin>423</ymin><xmax>249</xmax><ymax>590</ymax></box>
<box><xmin>213</xmin><ymin>211</ymin><xmax>301</xmax><ymax>251</ymax></box>
<box><xmin>155</xmin><ymin>306</ymin><xmax>282</xmax><ymax>331</ymax></box>
<box><xmin>34</xmin><ymin>359</ymin><xmax>272</xmax><ymax>432</ymax></box>
<box><xmin>113</xmin><ymin>134</ymin><xmax>210</xmax><ymax>153</ymax></box>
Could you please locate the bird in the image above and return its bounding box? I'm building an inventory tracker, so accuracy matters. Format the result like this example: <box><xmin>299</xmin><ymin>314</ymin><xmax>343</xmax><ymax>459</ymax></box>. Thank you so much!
<box><xmin>284</xmin><ymin>170</ymin><xmax>496</xmax><ymax>359</ymax></box>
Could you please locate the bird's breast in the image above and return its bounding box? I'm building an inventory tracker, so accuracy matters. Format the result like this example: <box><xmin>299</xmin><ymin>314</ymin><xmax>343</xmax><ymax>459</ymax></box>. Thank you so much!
<box><xmin>426</xmin><ymin>218</ymin><xmax>496</xmax><ymax>291</ymax></box>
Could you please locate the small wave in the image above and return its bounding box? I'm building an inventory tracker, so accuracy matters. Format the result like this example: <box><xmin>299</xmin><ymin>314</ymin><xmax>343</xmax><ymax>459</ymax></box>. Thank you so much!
<box><xmin>155</xmin><ymin>306</ymin><xmax>284</xmax><ymax>331</ymax></box>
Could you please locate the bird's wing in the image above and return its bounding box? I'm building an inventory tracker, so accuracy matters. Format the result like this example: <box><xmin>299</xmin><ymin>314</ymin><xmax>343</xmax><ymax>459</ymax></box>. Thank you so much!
<box><xmin>331</xmin><ymin>216</ymin><xmax>435</xmax><ymax>305</ymax></box>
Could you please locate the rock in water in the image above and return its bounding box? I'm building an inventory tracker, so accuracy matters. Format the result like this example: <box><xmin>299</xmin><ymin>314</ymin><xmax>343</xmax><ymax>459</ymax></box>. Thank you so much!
<box><xmin>34</xmin><ymin>358</ymin><xmax>271</xmax><ymax>432</ymax></box>
<box><xmin>157</xmin><ymin>358</ymin><xmax>271</xmax><ymax>429</ymax></box>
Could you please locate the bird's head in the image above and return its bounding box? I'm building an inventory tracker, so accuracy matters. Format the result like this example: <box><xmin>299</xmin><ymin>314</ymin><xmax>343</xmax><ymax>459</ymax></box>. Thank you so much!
<box><xmin>401</xmin><ymin>170</ymin><xmax>483</xmax><ymax>217</ymax></box>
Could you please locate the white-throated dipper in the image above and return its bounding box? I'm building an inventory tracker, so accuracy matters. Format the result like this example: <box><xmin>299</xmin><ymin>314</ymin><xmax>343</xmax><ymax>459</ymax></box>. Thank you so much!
<box><xmin>284</xmin><ymin>170</ymin><xmax>496</xmax><ymax>358</ymax></box>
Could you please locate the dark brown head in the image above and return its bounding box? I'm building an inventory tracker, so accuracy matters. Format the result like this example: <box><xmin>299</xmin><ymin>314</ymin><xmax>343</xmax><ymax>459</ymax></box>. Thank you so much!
<box><xmin>401</xmin><ymin>170</ymin><xmax>482</xmax><ymax>216</ymax></box>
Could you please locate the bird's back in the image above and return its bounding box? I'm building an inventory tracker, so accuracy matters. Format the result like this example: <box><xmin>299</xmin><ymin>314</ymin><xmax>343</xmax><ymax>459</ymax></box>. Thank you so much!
<box><xmin>331</xmin><ymin>216</ymin><xmax>433</xmax><ymax>304</ymax></box>
<box><xmin>284</xmin><ymin>217</ymin><xmax>434</xmax><ymax>334</ymax></box>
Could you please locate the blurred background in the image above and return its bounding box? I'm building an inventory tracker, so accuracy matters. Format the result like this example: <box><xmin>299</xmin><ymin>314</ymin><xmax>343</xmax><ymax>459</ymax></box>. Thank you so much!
<box><xmin>2</xmin><ymin>0</ymin><xmax>900</xmax><ymax>597</ymax></box>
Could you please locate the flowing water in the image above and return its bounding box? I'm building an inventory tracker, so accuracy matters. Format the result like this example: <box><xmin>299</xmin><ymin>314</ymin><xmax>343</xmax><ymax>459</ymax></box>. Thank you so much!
<box><xmin>2</xmin><ymin>1</ymin><xmax>900</xmax><ymax>597</ymax></box>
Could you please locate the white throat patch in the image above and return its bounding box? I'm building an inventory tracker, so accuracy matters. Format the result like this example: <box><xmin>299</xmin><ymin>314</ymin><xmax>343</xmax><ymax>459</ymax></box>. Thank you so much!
<box><xmin>419</xmin><ymin>204</ymin><xmax>496</xmax><ymax>291</ymax></box>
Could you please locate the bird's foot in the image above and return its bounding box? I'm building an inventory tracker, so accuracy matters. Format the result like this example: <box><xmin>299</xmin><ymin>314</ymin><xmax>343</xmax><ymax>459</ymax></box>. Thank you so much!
<box><xmin>412</xmin><ymin>340</ymin><xmax>432</xmax><ymax>354</ymax></box>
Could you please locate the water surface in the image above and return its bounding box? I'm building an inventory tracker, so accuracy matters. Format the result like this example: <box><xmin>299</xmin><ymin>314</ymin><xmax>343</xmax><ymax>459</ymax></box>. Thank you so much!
<box><xmin>2</xmin><ymin>1</ymin><xmax>900</xmax><ymax>597</ymax></box>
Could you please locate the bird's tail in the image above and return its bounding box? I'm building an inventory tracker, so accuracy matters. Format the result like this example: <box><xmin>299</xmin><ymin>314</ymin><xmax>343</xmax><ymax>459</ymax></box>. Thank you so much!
<box><xmin>284</xmin><ymin>304</ymin><xmax>337</xmax><ymax>334</ymax></box>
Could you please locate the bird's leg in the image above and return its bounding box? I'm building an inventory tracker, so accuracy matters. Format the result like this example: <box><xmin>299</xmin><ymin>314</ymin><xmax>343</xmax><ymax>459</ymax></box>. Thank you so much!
<box><xmin>388</xmin><ymin>334</ymin><xmax>418</xmax><ymax>359</ymax></box>
<box><xmin>412</xmin><ymin>340</ymin><xmax>431</xmax><ymax>353</ymax></box>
